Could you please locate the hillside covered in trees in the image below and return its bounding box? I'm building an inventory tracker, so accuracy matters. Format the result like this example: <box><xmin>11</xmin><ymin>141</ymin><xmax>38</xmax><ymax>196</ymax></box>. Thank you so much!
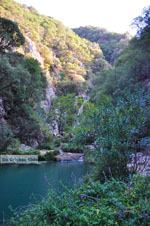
<box><xmin>0</xmin><ymin>0</ymin><xmax>110</xmax><ymax>88</ymax></box>
<box><xmin>0</xmin><ymin>0</ymin><xmax>110</xmax><ymax>152</ymax></box>
<box><xmin>73</xmin><ymin>26</ymin><xmax>131</xmax><ymax>65</ymax></box>
<box><xmin>0</xmin><ymin>0</ymin><xmax>150</xmax><ymax>165</ymax></box>
<box><xmin>0</xmin><ymin>0</ymin><xmax>150</xmax><ymax>160</ymax></box>
<box><xmin>1</xmin><ymin>1</ymin><xmax>150</xmax><ymax>224</ymax></box>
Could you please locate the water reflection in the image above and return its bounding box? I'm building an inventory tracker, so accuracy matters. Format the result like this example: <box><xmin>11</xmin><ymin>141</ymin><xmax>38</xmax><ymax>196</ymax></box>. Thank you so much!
<box><xmin>0</xmin><ymin>161</ymin><xmax>90</xmax><ymax>222</ymax></box>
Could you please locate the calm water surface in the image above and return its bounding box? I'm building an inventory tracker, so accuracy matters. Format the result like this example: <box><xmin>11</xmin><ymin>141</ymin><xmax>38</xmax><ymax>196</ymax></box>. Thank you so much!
<box><xmin>0</xmin><ymin>161</ymin><xmax>90</xmax><ymax>223</ymax></box>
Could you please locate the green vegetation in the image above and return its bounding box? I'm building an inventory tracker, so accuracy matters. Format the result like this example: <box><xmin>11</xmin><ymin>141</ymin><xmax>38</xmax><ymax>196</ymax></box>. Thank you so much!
<box><xmin>132</xmin><ymin>5</ymin><xmax>150</xmax><ymax>50</ymax></box>
<box><xmin>72</xmin><ymin>91</ymin><xmax>150</xmax><ymax>181</ymax></box>
<box><xmin>60</xmin><ymin>143</ymin><xmax>84</xmax><ymax>153</ymax></box>
<box><xmin>0</xmin><ymin>0</ymin><xmax>109</xmax><ymax>88</ymax></box>
<box><xmin>38</xmin><ymin>150</ymin><xmax>59</xmax><ymax>161</ymax></box>
<box><xmin>0</xmin><ymin>17</ymin><xmax>25</xmax><ymax>53</ymax></box>
<box><xmin>0</xmin><ymin>1</ymin><xmax>150</xmax><ymax>225</ymax></box>
<box><xmin>89</xmin><ymin>7</ymin><xmax>150</xmax><ymax>104</ymax></box>
<box><xmin>48</xmin><ymin>94</ymin><xmax>77</xmax><ymax>136</ymax></box>
<box><xmin>10</xmin><ymin>175</ymin><xmax>150</xmax><ymax>226</ymax></box>
<box><xmin>0</xmin><ymin>35</ymin><xmax>48</xmax><ymax>151</ymax></box>
<box><xmin>73</xmin><ymin>26</ymin><xmax>131</xmax><ymax>65</ymax></box>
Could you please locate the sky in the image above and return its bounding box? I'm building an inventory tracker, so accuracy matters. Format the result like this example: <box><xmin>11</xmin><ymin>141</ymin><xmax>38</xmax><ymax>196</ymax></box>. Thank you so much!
<box><xmin>15</xmin><ymin>0</ymin><xmax>150</xmax><ymax>35</ymax></box>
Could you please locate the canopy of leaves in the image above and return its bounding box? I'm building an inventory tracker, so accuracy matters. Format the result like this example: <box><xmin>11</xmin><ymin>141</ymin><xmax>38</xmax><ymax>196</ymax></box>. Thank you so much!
<box><xmin>0</xmin><ymin>0</ymin><xmax>109</xmax><ymax>87</ymax></box>
<box><xmin>72</xmin><ymin>91</ymin><xmax>150</xmax><ymax>180</ymax></box>
<box><xmin>73</xmin><ymin>26</ymin><xmax>131</xmax><ymax>65</ymax></box>
<box><xmin>89</xmin><ymin>9</ymin><xmax>150</xmax><ymax>103</ymax></box>
<box><xmin>132</xmin><ymin>6</ymin><xmax>150</xmax><ymax>49</ymax></box>
<box><xmin>0</xmin><ymin>17</ymin><xmax>25</xmax><ymax>53</ymax></box>
<box><xmin>0</xmin><ymin>53</ymin><xmax>47</xmax><ymax>149</ymax></box>
<box><xmin>48</xmin><ymin>94</ymin><xmax>77</xmax><ymax>136</ymax></box>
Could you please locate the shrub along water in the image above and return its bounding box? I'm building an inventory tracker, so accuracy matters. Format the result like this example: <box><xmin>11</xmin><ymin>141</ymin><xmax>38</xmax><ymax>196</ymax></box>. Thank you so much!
<box><xmin>5</xmin><ymin>5</ymin><xmax>150</xmax><ymax>226</ymax></box>
<box><xmin>8</xmin><ymin>89</ymin><xmax>150</xmax><ymax>225</ymax></box>
<box><xmin>10</xmin><ymin>174</ymin><xmax>150</xmax><ymax>226</ymax></box>
<box><xmin>72</xmin><ymin>90</ymin><xmax>150</xmax><ymax>181</ymax></box>
<box><xmin>0</xmin><ymin>52</ymin><xmax>48</xmax><ymax>151</ymax></box>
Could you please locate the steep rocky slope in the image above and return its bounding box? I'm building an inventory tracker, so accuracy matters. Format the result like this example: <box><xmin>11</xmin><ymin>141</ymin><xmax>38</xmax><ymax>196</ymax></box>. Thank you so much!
<box><xmin>0</xmin><ymin>0</ymin><xmax>111</xmax><ymax>150</ymax></box>
<box><xmin>0</xmin><ymin>0</ymin><xmax>110</xmax><ymax>92</ymax></box>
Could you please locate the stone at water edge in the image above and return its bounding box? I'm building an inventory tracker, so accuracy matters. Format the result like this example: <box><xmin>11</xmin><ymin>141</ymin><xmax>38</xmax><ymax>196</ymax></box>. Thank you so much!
<box><xmin>55</xmin><ymin>153</ymin><xmax>84</xmax><ymax>161</ymax></box>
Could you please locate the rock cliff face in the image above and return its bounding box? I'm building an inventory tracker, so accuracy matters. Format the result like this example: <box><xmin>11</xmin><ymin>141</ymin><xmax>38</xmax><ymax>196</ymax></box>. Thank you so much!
<box><xmin>0</xmin><ymin>0</ymin><xmax>111</xmax><ymax>150</ymax></box>
<box><xmin>0</xmin><ymin>0</ymin><xmax>110</xmax><ymax>88</ymax></box>
<box><xmin>0</xmin><ymin>99</ymin><xmax>7</xmax><ymax>125</ymax></box>
<box><xmin>24</xmin><ymin>37</ymin><xmax>44</xmax><ymax>68</ymax></box>
<box><xmin>40</xmin><ymin>84</ymin><xmax>55</xmax><ymax>111</ymax></box>
<box><xmin>23</xmin><ymin>36</ymin><xmax>56</xmax><ymax>110</ymax></box>
<box><xmin>23</xmin><ymin>36</ymin><xmax>59</xmax><ymax>136</ymax></box>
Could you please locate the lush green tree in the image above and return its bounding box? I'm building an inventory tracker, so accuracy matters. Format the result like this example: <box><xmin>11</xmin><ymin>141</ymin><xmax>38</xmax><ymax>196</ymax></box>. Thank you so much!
<box><xmin>0</xmin><ymin>125</ymin><xmax>13</xmax><ymax>152</ymax></box>
<box><xmin>132</xmin><ymin>6</ymin><xmax>150</xmax><ymax>49</ymax></box>
<box><xmin>0</xmin><ymin>17</ymin><xmax>25</xmax><ymax>53</ymax></box>
<box><xmin>0</xmin><ymin>0</ymin><xmax>109</xmax><ymax>91</ymax></box>
<box><xmin>48</xmin><ymin>94</ymin><xmax>77</xmax><ymax>136</ymax></box>
<box><xmin>0</xmin><ymin>53</ymin><xmax>47</xmax><ymax>147</ymax></box>
<box><xmin>73</xmin><ymin>26</ymin><xmax>130</xmax><ymax>65</ymax></box>
<box><xmin>72</xmin><ymin>91</ymin><xmax>149</xmax><ymax>180</ymax></box>
<box><xmin>90</xmin><ymin>39</ymin><xmax>150</xmax><ymax>102</ymax></box>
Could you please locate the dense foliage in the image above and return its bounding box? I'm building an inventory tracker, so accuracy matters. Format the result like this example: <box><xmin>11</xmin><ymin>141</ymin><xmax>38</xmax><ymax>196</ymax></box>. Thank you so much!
<box><xmin>89</xmin><ymin>11</ymin><xmax>150</xmax><ymax>103</ymax></box>
<box><xmin>48</xmin><ymin>94</ymin><xmax>77</xmax><ymax>136</ymax></box>
<box><xmin>0</xmin><ymin>52</ymin><xmax>48</xmax><ymax>151</ymax></box>
<box><xmin>72</xmin><ymin>91</ymin><xmax>150</xmax><ymax>180</ymax></box>
<box><xmin>10</xmin><ymin>175</ymin><xmax>150</xmax><ymax>226</ymax></box>
<box><xmin>1</xmin><ymin>2</ymin><xmax>150</xmax><ymax>226</ymax></box>
<box><xmin>0</xmin><ymin>17</ymin><xmax>25</xmax><ymax>53</ymax></box>
<box><xmin>0</xmin><ymin>0</ymin><xmax>109</xmax><ymax>88</ymax></box>
<box><xmin>132</xmin><ymin>6</ymin><xmax>150</xmax><ymax>49</ymax></box>
<box><xmin>73</xmin><ymin>26</ymin><xmax>131</xmax><ymax>65</ymax></box>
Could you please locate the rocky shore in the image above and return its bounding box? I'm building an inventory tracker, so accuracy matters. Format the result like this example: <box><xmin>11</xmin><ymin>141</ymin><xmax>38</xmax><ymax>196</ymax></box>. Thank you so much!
<box><xmin>55</xmin><ymin>153</ymin><xmax>84</xmax><ymax>161</ymax></box>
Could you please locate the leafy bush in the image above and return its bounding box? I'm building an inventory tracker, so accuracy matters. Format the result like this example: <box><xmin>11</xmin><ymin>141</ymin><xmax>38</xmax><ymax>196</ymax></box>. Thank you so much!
<box><xmin>0</xmin><ymin>125</ymin><xmax>13</xmax><ymax>152</ymax></box>
<box><xmin>53</xmin><ymin>137</ymin><xmax>64</xmax><ymax>147</ymax></box>
<box><xmin>6</xmin><ymin>138</ymin><xmax>21</xmax><ymax>154</ymax></box>
<box><xmin>19</xmin><ymin>149</ymin><xmax>40</xmax><ymax>155</ymax></box>
<box><xmin>38</xmin><ymin>142</ymin><xmax>53</xmax><ymax>150</ymax></box>
<box><xmin>61</xmin><ymin>143</ymin><xmax>84</xmax><ymax>153</ymax></box>
<box><xmin>72</xmin><ymin>91</ymin><xmax>150</xmax><ymax>181</ymax></box>
<box><xmin>10</xmin><ymin>174</ymin><xmax>150</xmax><ymax>226</ymax></box>
<box><xmin>0</xmin><ymin>53</ymin><xmax>48</xmax><ymax>148</ymax></box>
<box><xmin>56</xmin><ymin>81</ymin><xmax>80</xmax><ymax>96</ymax></box>
<box><xmin>38</xmin><ymin>150</ymin><xmax>59</xmax><ymax>161</ymax></box>
<box><xmin>73</xmin><ymin>26</ymin><xmax>130</xmax><ymax>65</ymax></box>
<box><xmin>0</xmin><ymin>17</ymin><xmax>25</xmax><ymax>53</ymax></box>
<box><xmin>5</xmin><ymin>143</ymin><xmax>40</xmax><ymax>155</ymax></box>
<box><xmin>48</xmin><ymin>94</ymin><xmax>77</xmax><ymax>136</ymax></box>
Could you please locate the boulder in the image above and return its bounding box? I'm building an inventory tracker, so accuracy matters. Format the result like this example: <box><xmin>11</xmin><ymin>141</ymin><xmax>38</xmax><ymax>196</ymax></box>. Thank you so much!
<box><xmin>55</xmin><ymin>153</ymin><xmax>84</xmax><ymax>161</ymax></box>
<box><xmin>20</xmin><ymin>144</ymin><xmax>31</xmax><ymax>150</ymax></box>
